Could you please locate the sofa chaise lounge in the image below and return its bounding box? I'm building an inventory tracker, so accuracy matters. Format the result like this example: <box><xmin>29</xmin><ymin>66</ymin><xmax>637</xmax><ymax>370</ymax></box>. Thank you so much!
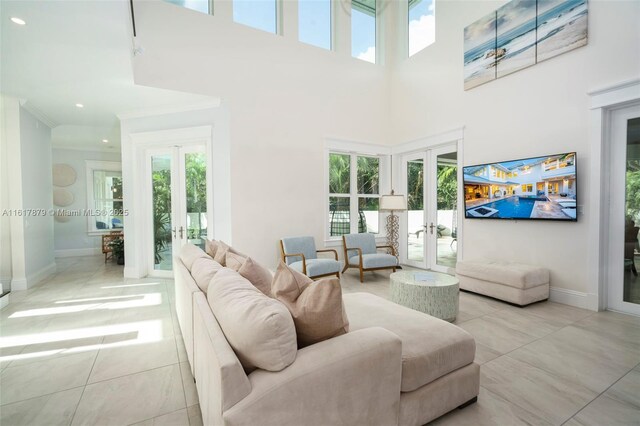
<box><xmin>174</xmin><ymin>243</ymin><xmax>479</xmax><ymax>426</ymax></box>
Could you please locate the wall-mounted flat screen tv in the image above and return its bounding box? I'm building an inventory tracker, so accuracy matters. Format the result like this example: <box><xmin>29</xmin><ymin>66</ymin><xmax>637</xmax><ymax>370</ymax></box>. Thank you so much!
<box><xmin>463</xmin><ymin>152</ymin><xmax>577</xmax><ymax>221</ymax></box>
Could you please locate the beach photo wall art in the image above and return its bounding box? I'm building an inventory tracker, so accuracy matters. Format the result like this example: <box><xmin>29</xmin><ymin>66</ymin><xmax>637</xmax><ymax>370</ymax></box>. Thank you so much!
<box><xmin>464</xmin><ymin>0</ymin><xmax>588</xmax><ymax>90</ymax></box>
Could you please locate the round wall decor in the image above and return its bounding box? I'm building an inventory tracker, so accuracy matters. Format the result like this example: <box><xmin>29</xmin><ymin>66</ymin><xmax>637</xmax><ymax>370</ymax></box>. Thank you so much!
<box><xmin>53</xmin><ymin>188</ymin><xmax>74</xmax><ymax>207</ymax></box>
<box><xmin>52</xmin><ymin>164</ymin><xmax>77</xmax><ymax>187</ymax></box>
<box><xmin>54</xmin><ymin>212</ymin><xmax>71</xmax><ymax>223</ymax></box>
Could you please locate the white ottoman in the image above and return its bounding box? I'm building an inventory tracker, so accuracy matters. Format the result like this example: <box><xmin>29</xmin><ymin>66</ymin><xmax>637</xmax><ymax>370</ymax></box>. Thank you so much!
<box><xmin>456</xmin><ymin>260</ymin><xmax>549</xmax><ymax>306</ymax></box>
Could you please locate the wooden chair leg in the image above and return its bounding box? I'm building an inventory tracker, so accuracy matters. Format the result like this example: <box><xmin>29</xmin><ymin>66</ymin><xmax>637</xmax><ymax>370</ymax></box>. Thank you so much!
<box><xmin>342</xmin><ymin>263</ymin><xmax>348</xmax><ymax>273</ymax></box>
<box><xmin>393</xmin><ymin>267</ymin><xmax>396</xmax><ymax>273</ymax></box>
<box><xmin>359</xmin><ymin>268</ymin><xmax>364</xmax><ymax>283</ymax></box>
<box><xmin>335</xmin><ymin>272</ymin><xmax>340</xmax><ymax>278</ymax></box>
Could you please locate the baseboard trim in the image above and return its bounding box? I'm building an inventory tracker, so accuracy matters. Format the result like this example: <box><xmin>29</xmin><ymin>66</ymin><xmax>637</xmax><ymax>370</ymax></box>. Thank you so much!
<box><xmin>549</xmin><ymin>286</ymin><xmax>595</xmax><ymax>311</ymax></box>
<box><xmin>55</xmin><ymin>248</ymin><xmax>101</xmax><ymax>258</ymax></box>
<box><xmin>12</xmin><ymin>262</ymin><xmax>57</xmax><ymax>290</ymax></box>
<box><xmin>0</xmin><ymin>292</ymin><xmax>9</xmax><ymax>310</ymax></box>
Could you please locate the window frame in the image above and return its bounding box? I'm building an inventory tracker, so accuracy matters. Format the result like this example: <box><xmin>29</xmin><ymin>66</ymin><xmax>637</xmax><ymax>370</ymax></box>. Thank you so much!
<box><xmin>85</xmin><ymin>160</ymin><xmax>123</xmax><ymax>235</ymax></box>
<box><xmin>298</xmin><ymin>0</ymin><xmax>332</xmax><ymax>50</ymax></box>
<box><xmin>407</xmin><ymin>0</ymin><xmax>436</xmax><ymax>57</ymax></box>
<box><xmin>232</xmin><ymin>0</ymin><xmax>279</xmax><ymax>34</ymax></box>
<box><xmin>325</xmin><ymin>139</ymin><xmax>391</xmax><ymax>244</ymax></box>
<box><xmin>351</xmin><ymin>0</ymin><xmax>377</xmax><ymax>63</ymax></box>
<box><xmin>328</xmin><ymin>151</ymin><xmax>381</xmax><ymax>238</ymax></box>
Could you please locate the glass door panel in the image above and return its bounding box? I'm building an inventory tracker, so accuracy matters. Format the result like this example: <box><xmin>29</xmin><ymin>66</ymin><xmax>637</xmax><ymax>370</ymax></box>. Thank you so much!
<box><xmin>623</xmin><ymin>117</ymin><xmax>640</xmax><ymax>306</ymax></box>
<box><xmin>436</xmin><ymin>152</ymin><xmax>458</xmax><ymax>269</ymax></box>
<box><xmin>151</xmin><ymin>154</ymin><xmax>173</xmax><ymax>271</ymax></box>
<box><xmin>406</xmin><ymin>158</ymin><xmax>425</xmax><ymax>265</ymax></box>
<box><xmin>608</xmin><ymin>105</ymin><xmax>640</xmax><ymax>315</ymax></box>
<box><xmin>183</xmin><ymin>151</ymin><xmax>208</xmax><ymax>250</ymax></box>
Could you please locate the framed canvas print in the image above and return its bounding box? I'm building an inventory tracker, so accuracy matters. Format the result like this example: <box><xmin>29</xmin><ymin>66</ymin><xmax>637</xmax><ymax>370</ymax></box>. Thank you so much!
<box><xmin>463</xmin><ymin>11</ymin><xmax>497</xmax><ymax>90</ymax></box>
<box><xmin>536</xmin><ymin>0</ymin><xmax>588</xmax><ymax>62</ymax></box>
<box><xmin>496</xmin><ymin>0</ymin><xmax>537</xmax><ymax>78</ymax></box>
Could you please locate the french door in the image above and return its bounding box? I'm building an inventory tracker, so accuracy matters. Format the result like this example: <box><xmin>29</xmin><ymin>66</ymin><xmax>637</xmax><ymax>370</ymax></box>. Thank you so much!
<box><xmin>146</xmin><ymin>144</ymin><xmax>210</xmax><ymax>277</ymax></box>
<box><xmin>402</xmin><ymin>144</ymin><xmax>459</xmax><ymax>272</ymax></box>
<box><xmin>607</xmin><ymin>104</ymin><xmax>640</xmax><ymax>315</ymax></box>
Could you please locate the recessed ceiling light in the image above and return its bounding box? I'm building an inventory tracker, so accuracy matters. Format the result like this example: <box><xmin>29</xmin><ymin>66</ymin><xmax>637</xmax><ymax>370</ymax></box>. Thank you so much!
<box><xmin>102</xmin><ymin>139</ymin><xmax>109</xmax><ymax>143</ymax></box>
<box><xmin>75</xmin><ymin>103</ymin><xmax>84</xmax><ymax>108</ymax></box>
<box><xmin>10</xmin><ymin>17</ymin><xmax>26</xmax><ymax>26</ymax></box>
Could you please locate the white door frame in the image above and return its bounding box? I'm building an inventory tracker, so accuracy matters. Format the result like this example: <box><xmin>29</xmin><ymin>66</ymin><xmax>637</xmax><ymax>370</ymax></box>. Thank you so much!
<box><xmin>605</xmin><ymin>104</ymin><xmax>640</xmax><ymax>315</ymax></box>
<box><xmin>393</xmin><ymin>127</ymin><xmax>464</xmax><ymax>271</ymax></box>
<box><xmin>130</xmin><ymin>126</ymin><xmax>214</xmax><ymax>278</ymax></box>
<box><xmin>587</xmin><ymin>79</ymin><xmax>640</xmax><ymax>312</ymax></box>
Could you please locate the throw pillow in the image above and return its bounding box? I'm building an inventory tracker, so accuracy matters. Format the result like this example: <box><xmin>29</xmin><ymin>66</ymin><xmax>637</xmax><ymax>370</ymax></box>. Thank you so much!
<box><xmin>271</xmin><ymin>261</ymin><xmax>349</xmax><ymax>348</ymax></box>
<box><xmin>191</xmin><ymin>257</ymin><xmax>223</xmax><ymax>293</ymax></box>
<box><xmin>179</xmin><ymin>244</ymin><xmax>209</xmax><ymax>270</ymax></box>
<box><xmin>205</xmin><ymin>239</ymin><xmax>219</xmax><ymax>258</ymax></box>
<box><xmin>213</xmin><ymin>241</ymin><xmax>230</xmax><ymax>266</ymax></box>
<box><xmin>208</xmin><ymin>268</ymin><xmax>297</xmax><ymax>372</ymax></box>
<box><xmin>238</xmin><ymin>257</ymin><xmax>273</xmax><ymax>297</ymax></box>
<box><xmin>225</xmin><ymin>251</ymin><xmax>247</xmax><ymax>272</ymax></box>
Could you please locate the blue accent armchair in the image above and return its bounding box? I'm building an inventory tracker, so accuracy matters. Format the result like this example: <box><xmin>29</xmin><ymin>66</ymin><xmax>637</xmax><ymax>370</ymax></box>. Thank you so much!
<box><xmin>342</xmin><ymin>233</ymin><xmax>397</xmax><ymax>283</ymax></box>
<box><xmin>280</xmin><ymin>236</ymin><xmax>341</xmax><ymax>279</ymax></box>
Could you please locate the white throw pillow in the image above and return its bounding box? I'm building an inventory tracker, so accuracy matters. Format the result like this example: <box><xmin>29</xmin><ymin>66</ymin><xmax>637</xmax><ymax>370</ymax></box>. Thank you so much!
<box><xmin>207</xmin><ymin>268</ymin><xmax>297</xmax><ymax>372</ymax></box>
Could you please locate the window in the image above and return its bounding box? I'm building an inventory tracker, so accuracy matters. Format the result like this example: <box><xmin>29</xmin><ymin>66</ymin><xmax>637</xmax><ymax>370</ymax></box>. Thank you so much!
<box><xmin>352</xmin><ymin>0</ymin><xmax>376</xmax><ymax>63</ymax></box>
<box><xmin>408</xmin><ymin>0</ymin><xmax>435</xmax><ymax>56</ymax></box>
<box><xmin>299</xmin><ymin>0</ymin><xmax>331</xmax><ymax>50</ymax></box>
<box><xmin>233</xmin><ymin>0</ymin><xmax>277</xmax><ymax>34</ymax></box>
<box><xmin>165</xmin><ymin>0</ymin><xmax>210</xmax><ymax>14</ymax></box>
<box><xmin>521</xmin><ymin>184</ymin><xmax>533</xmax><ymax>193</ymax></box>
<box><xmin>328</xmin><ymin>153</ymin><xmax>380</xmax><ymax>237</ymax></box>
<box><xmin>86</xmin><ymin>161</ymin><xmax>124</xmax><ymax>234</ymax></box>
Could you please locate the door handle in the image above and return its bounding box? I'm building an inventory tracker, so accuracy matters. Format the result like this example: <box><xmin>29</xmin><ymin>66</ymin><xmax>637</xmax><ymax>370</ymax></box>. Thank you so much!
<box><xmin>179</xmin><ymin>226</ymin><xmax>184</xmax><ymax>239</ymax></box>
<box><xmin>429</xmin><ymin>223</ymin><xmax>435</xmax><ymax>234</ymax></box>
<box><xmin>172</xmin><ymin>227</ymin><xmax>176</xmax><ymax>239</ymax></box>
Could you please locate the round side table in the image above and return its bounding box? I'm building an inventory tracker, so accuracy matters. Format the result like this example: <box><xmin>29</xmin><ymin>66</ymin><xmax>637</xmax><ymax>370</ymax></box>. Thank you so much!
<box><xmin>389</xmin><ymin>271</ymin><xmax>459</xmax><ymax>322</ymax></box>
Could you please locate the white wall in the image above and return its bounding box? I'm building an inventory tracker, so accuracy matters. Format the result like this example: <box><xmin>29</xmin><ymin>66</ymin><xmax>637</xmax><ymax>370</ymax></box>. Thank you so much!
<box><xmin>19</xmin><ymin>106</ymin><xmax>55</xmax><ymax>286</ymax></box>
<box><xmin>0</xmin><ymin>97</ymin><xmax>12</xmax><ymax>292</ymax></box>
<box><xmin>131</xmin><ymin>1</ymin><xmax>390</xmax><ymax>268</ymax></box>
<box><xmin>52</xmin><ymin>148</ymin><xmax>121</xmax><ymax>256</ymax></box>
<box><xmin>389</xmin><ymin>0</ymin><xmax>640</xmax><ymax>295</ymax></box>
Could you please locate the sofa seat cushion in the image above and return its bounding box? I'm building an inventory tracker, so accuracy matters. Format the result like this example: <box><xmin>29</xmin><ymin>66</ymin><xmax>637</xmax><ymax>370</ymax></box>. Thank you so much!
<box><xmin>208</xmin><ymin>268</ymin><xmax>297</xmax><ymax>372</ymax></box>
<box><xmin>191</xmin><ymin>257</ymin><xmax>223</xmax><ymax>293</ymax></box>
<box><xmin>348</xmin><ymin>253</ymin><xmax>397</xmax><ymax>269</ymax></box>
<box><xmin>289</xmin><ymin>258</ymin><xmax>340</xmax><ymax>277</ymax></box>
<box><xmin>343</xmin><ymin>293</ymin><xmax>475</xmax><ymax>392</ymax></box>
<box><xmin>456</xmin><ymin>260</ymin><xmax>549</xmax><ymax>290</ymax></box>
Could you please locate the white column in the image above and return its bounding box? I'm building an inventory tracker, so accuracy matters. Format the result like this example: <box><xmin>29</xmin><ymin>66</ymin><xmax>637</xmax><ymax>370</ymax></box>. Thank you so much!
<box><xmin>281</xmin><ymin>0</ymin><xmax>298</xmax><ymax>39</ymax></box>
<box><xmin>334</xmin><ymin>0</ymin><xmax>351</xmax><ymax>56</ymax></box>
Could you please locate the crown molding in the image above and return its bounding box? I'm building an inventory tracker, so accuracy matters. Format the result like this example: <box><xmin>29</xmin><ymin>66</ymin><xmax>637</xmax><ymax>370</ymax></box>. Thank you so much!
<box><xmin>116</xmin><ymin>99</ymin><xmax>222</xmax><ymax>120</ymax></box>
<box><xmin>19</xmin><ymin>101</ymin><xmax>59</xmax><ymax>128</ymax></box>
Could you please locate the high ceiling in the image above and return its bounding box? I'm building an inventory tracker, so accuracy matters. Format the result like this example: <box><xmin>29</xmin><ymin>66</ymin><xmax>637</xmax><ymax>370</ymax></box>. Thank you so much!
<box><xmin>0</xmin><ymin>0</ymin><xmax>214</xmax><ymax>151</ymax></box>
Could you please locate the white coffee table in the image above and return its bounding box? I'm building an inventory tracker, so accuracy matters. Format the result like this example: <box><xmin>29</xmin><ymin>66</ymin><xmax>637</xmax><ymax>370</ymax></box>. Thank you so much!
<box><xmin>389</xmin><ymin>270</ymin><xmax>459</xmax><ymax>322</ymax></box>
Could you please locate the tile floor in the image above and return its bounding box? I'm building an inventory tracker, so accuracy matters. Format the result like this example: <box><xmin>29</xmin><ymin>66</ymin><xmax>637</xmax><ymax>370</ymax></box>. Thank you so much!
<box><xmin>0</xmin><ymin>256</ymin><xmax>202</xmax><ymax>426</ymax></box>
<box><xmin>341</xmin><ymin>268</ymin><xmax>640</xmax><ymax>426</ymax></box>
<box><xmin>1</xmin><ymin>257</ymin><xmax>639</xmax><ymax>425</ymax></box>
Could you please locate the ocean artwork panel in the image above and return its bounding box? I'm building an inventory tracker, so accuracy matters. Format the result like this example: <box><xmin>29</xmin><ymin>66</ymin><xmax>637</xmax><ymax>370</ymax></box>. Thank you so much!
<box><xmin>496</xmin><ymin>0</ymin><xmax>537</xmax><ymax>78</ymax></box>
<box><xmin>463</xmin><ymin>11</ymin><xmax>497</xmax><ymax>90</ymax></box>
<box><xmin>537</xmin><ymin>0</ymin><xmax>588</xmax><ymax>62</ymax></box>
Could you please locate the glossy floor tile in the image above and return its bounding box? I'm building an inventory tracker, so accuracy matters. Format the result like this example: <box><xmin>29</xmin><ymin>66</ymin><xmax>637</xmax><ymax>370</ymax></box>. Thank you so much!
<box><xmin>2</xmin><ymin>256</ymin><xmax>639</xmax><ymax>426</ymax></box>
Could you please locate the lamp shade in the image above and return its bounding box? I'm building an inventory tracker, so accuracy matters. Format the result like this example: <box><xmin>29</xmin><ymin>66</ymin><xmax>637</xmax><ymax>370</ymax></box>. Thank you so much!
<box><xmin>380</xmin><ymin>193</ymin><xmax>407</xmax><ymax>211</ymax></box>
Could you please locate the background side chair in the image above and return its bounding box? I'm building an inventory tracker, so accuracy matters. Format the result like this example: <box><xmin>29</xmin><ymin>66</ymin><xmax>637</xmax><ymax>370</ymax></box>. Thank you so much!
<box><xmin>280</xmin><ymin>236</ymin><xmax>341</xmax><ymax>279</ymax></box>
<box><xmin>342</xmin><ymin>233</ymin><xmax>397</xmax><ymax>283</ymax></box>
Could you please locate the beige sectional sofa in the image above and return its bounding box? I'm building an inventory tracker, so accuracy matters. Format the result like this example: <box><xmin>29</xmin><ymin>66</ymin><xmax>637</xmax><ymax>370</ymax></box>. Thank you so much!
<box><xmin>174</xmin><ymin>243</ymin><xmax>479</xmax><ymax>426</ymax></box>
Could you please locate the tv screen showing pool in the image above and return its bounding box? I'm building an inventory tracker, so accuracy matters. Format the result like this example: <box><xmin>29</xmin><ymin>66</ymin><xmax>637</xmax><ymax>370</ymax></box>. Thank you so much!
<box><xmin>463</xmin><ymin>152</ymin><xmax>577</xmax><ymax>221</ymax></box>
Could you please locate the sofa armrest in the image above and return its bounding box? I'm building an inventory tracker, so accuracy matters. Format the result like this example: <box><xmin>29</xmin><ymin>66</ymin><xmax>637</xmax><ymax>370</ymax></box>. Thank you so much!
<box><xmin>223</xmin><ymin>327</ymin><xmax>402</xmax><ymax>426</ymax></box>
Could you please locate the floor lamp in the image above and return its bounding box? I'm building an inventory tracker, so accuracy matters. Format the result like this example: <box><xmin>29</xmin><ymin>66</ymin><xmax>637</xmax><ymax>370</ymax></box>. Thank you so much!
<box><xmin>380</xmin><ymin>189</ymin><xmax>407</xmax><ymax>265</ymax></box>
